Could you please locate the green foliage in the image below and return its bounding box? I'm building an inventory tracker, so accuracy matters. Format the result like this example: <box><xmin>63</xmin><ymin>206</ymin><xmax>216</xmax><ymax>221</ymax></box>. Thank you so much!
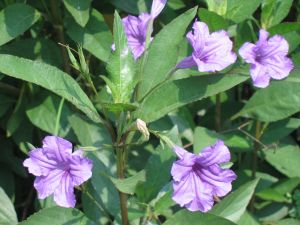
<box><xmin>0</xmin><ymin>0</ymin><xmax>299</xmax><ymax>224</ymax></box>
<box><xmin>19</xmin><ymin>207</ymin><xmax>94</xmax><ymax>225</ymax></box>
<box><xmin>0</xmin><ymin>54</ymin><xmax>100</xmax><ymax>123</ymax></box>
<box><xmin>0</xmin><ymin>187</ymin><xmax>17</xmax><ymax>225</ymax></box>
<box><xmin>0</xmin><ymin>4</ymin><xmax>40</xmax><ymax>46</ymax></box>
<box><xmin>105</xmin><ymin>11</ymin><xmax>137</xmax><ymax>103</ymax></box>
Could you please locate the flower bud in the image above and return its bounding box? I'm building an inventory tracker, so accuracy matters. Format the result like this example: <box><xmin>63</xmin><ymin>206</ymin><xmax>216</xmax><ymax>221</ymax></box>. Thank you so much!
<box><xmin>136</xmin><ymin>119</ymin><xmax>150</xmax><ymax>140</ymax></box>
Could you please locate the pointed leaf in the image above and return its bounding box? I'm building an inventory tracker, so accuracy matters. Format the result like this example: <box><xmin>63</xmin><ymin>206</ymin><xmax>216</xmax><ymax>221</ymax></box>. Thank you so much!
<box><xmin>136</xmin><ymin>71</ymin><xmax>248</xmax><ymax>123</ymax></box>
<box><xmin>164</xmin><ymin>210</ymin><xmax>237</xmax><ymax>225</ymax></box>
<box><xmin>0</xmin><ymin>54</ymin><xmax>100</xmax><ymax>123</ymax></box>
<box><xmin>137</xmin><ymin>7</ymin><xmax>197</xmax><ymax>100</ymax></box>
<box><xmin>0</xmin><ymin>3</ymin><xmax>40</xmax><ymax>46</ymax></box>
<box><xmin>19</xmin><ymin>207</ymin><xmax>94</xmax><ymax>225</ymax></box>
<box><xmin>0</xmin><ymin>187</ymin><xmax>17</xmax><ymax>225</ymax></box>
<box><xmin>63</xmin><ymin>0</ymin><xmax>91</xmax><ymax>27</ymax></box>
<box><xmin>106</xmin><ymin>11</ymin><xmax>136</xmax><ymax>103</ymax></box>
<box><xmin>211</xmin><ymin>179</ymin><xmax>259</xmax><ymax>222</ymax></box>
<box><xmin>66</xmin><ymin>9</ymin><xmax>113</xmax><ymax>62</ymax></box>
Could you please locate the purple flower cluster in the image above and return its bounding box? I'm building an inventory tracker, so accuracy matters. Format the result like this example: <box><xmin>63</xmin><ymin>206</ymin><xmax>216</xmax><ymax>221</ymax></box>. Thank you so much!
<box><xmin>23</xmin><ymin>136</ymin><xmax>93</xmax><ymax>208</ymax></box>
<box><xmin>171</xmin><ymin>141</ymin><xmax>236</xmax><ymax>212</ymax></box>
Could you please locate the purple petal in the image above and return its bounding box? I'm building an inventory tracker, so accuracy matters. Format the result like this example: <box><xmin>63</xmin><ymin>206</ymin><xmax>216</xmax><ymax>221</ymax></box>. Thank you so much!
<box><xmin>265</xmin><ymin>56</ymin><xmax>294</xmax><ymax>80</ymax></box>
<box><xmin>171</xmin><ymin>161</ymin><xmax>192</xmax><ymax>182</ymax></box>
<box><xmin>172</xmin><ymin>174</ymin><xmax>195</xmax><ymax>207</ymax></box>
<box><xmin>198</xmin><ymin>165</ymin><xmax>236</xmax><ymax>197</ymax></box>
<box><xmin>23</xmin><ymin>148</ymin><xmax>57</xmax><ymax>176</ymax></box>
<box><xmin>190</xmin><ymin>22</ymin><xmax>209</xmax><ymax>54</ymax></box>
<box><xmin>176</xmin><ymin>56</ymin><xmax>197</xmax><ymax>69</ymax></box>
<box><xmin>151</xmin><ymin>0</ymin><xmax>167</xmax><ymax>18</ymax></box>
<box><xmin>69</xmin><ymin>150</ymin><xmax>93</xmax><ymax>186</ymax></box>
<box><xmin>173</xmin><ymin>172</ymin><xmax>214</xmax><ymax>212</ymax></box>
<box><xmin>53</xmin><ymin>173</ymin><xmax>76</xmax><ymax>208</ymax></box>
<box><xmin>193</xmin><ymin>52</ymin><xmax>237</xmax><ymax>72</ymax></box>
<box><xmin>197</xmin><ymin>140</ymin><xmax>231</xmax><ymax>166</ymax></box>
<box><xmin>250</xmin><ymin>63</ymin><xmax>270</xmax><ymax>88</ymax></box>
<box><xmin>42</xmin><ymin>136</ymin><xmax>72</xmax><ymax>162</ymax></box>
<box><xmin>239</xmin><ymin>42</ymin><xmax>257</xmax><ymax>64</ymax></box>
<box><xmin>258</xmin><ymin>29</ymin><xmax>269</xmax><ymax>44</ymax></box>
<box><xmin>34</xmin><ymin>169</ymin><xmax>64</xmax><ymax>199</ymax></box>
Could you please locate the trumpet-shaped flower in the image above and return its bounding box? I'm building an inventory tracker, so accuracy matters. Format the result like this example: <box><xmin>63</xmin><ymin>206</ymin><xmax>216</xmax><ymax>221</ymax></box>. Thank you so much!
<box><xmin>177</xmin><ymin>21</ymin><xmax>237</xmax><ymax>72</ymax></box>
<box><xmin>239</xmin><ymin>29</ymin><xmax>294</xmax><ymax>88</ymax></box>
<box><xmin>113</xmin><ymin>0</ymin><xmax>167</xmax><ymax>59</ymax></box>
<box><xmin>23</xmin><ymin>136</ymin><xmax>93</xmax><ymax>208</ymax></box>
<box><xmin>171</xmin><ymin>140</ymin><xmax>236</xmax><ymax>212</ymax></box>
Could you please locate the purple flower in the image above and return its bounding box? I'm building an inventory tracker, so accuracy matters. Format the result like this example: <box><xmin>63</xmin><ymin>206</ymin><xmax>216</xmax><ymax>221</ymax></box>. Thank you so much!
<box><xmin>171</xmin><ymin>140</ymin><xmax>236</xmax><ymax>212</ymax></box>
<box><xmin>23</xmin><ymin>136</ymin><xmax>93</xmax><ymax>208</ymax></box>
<box><xmin>177</xmin><ymin>21</ymin><xmax>237</xmax><ymax>72</ymax></box>
<box><xmin>113</xmin><ymin>0</ymin><xmax>167</xmax><ymax>59</ymax></box>
<box><xmin>239</xmin><ymin>29</ymin><xmax>294</xmax><ymax>88</ymax></box>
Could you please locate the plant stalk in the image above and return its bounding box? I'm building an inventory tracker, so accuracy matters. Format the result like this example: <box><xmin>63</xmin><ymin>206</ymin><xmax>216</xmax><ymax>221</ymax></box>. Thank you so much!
<box><xmin>50</xmin><ymin>0</ymin><xmax>71</xmax><ymax>74</ymax></box>
<box><xmin>116</xmin><ymin>146</ymin><xmax>129</xmax><ymax>225</ymax></box>
<box><xmin>215</xmin><ymin>93</ymin><xmax>221</xmax><ymax>132</ymax></box>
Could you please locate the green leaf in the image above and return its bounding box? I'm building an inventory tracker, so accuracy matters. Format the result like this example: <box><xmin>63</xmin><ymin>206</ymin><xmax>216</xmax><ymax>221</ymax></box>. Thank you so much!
<box><xmin>66</xmin><ymin>9</ymin><xmax>113</xmax><ymax>62</ymax></box>
<box><xmin>89</xmin><ymin>151</ymin><xmax>120</xmax><ymax>217</ymax></box>
<box><xmin>63</xmin><ymin>0</ymin><xmax>91</xmax><ymax>27</ymax></box>
<box><xmin>211</xmin><ymin>179</ymin><xmax>259</xmax><ymax>222</ymax></box>
<box><xmin>261</xmin><ymin>118</ymin><xmax>300</xmax><ymax>144</ymax></box>
<box><xmin>276</xmin><ymin>219</ymin><xmax>300</xmax><ymax>225</ymax></box>
<box><xmin>0</xmin><ymin>54</ymin><xmax>100</xmax><ymax>123</ymax></box>
<box><xmin>226</xmin><ymin>0</ymin><xmax>262</xmax><ymax>23</ymax></box>
<box><xmin>82</xmin><ymin>182</ymin><xmax>111</xmax><ymax>224</ymax></box>
<box><xmin>0</xmin><ymin>38</ymin><xmax>62</xmax><ymax>67</ymax></box>
<box><xmin>265</xmin><ymin>145</ymin><xmax>300</xmax><ymax>177</ymax></box>
<box><xmin>68</xmin><ymin>114</ymin><xmax>111</xmax><ymax>148</ymax></box>
<box><xmin>164</xmin><ymin>209</ymin><xmax>237</xmax><ymax>225</ymax></box>
<box><xmin>0</xmin><ymin>3</ymin><xmax>40</xmax><ymax>46</ymax></box>
<box><xmin>205</xmin><ymin>0</ymin><xmax>262</xmax><ymax>23</ymax></box>
<box><xmin>0</xmin><ymin>95</ymin><xmax>14</xmax><ymax>118</ymax></box>
<box><xmin>137</xmin><ymin>72</ymin><xmax>248</xmax><ymax>123</ymax></box>
<box><xmin>0</xmin><ymin>187</ymin><xmax>17</xmax><ymax>225</ymax></box>
<box><xmin>193</xmin><ymin>126</ymin><xmax>221</xmax><ymax>153</ymax></box>
<box><xmin>106</xmin><ymin>11</ymin><xmax>136</xmax><ymax>103</ymax></box>
<box><xmin>233</xmin><ymin>75</ymin><xmax>300</xmax><ymax>122</ymax></box>
<box><xmin>111</xmin><ymin>170</ymin><xmax>146</xmax><ymax>195</ymax></box>
<box><xmin>261</xmin><ymin>0</ymin><xmax>293</xmax><ymax>29</ymax></box>
<box><xmin>256</xmin><ymin>189</ymin><xmax>288</xmax><ymax>203</ymax></box>
<box><xmin>110</xmin><ymin>0</ymin><xmax>149</xmax><ymax>14</ymax></box>
<box><xmin>19</xmin><ymin>206</ymin><xmax>94</xmax><ymax>225</ymax></box>
<box><xmin>26</xmin><ymin>93</ymin><xmax>71</xmax><ymax>137</ymax></box>
<box><xmin>137</xmin><ymin>7</ymin><xmax>197</xmax><ymax>100</ymax></box>
<box><xmin>198</xmin><ymin>8</ymin><xmax>229</xmax><ymax>32</ymax></box>
<box><xmin>238</xmin><ymin>211</ymin><xmax>261</xmax><ymax>225</ymax></box>
<box><xmin>206</xmin><ymin>0</ymin><xmax>227</xmax><ymax>15</ymax></box>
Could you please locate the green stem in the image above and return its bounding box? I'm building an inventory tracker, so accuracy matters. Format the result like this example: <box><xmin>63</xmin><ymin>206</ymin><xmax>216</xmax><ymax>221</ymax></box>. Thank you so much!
<box><xmin>250</xmin><ymin>120</ymin><xmax>262</xmax><ymax>212</ymax></box>
<box><xmin>252</xmin><ymin>121</ymin><xmax>261</xmax><ymax>179</ymax></box>
<box><xmin>54</xmin><ymin>98</ymin><xmax>65</xmax><ymax>136</ymax></box>
<box><xmin>116</xmin><ymin>146</ymin><xmax>129</xmax><ymax>225</ymax></box>
<box><xmin>50</xmin><ymin>0</ymin><xmax>71</xmax><ymax>74</ymax></box>
<box><xmin>215</xmin><ymin>93</ymin><xmax>221</xmax><ymax>132</ymax></box>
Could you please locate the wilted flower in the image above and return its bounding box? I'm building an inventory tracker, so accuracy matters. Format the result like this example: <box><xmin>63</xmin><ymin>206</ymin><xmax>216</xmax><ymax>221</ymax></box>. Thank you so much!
<box><xmin>239</xmin><ymin>29</ymin><xmax>294</xmax><ymax>88</ymax></box>
<box><xmin>171</xmin><ymin>140</ymin><xmax>236</xmax><ymax>212</ymax></box>
<box><xmin>177</xmin><ymin>21</ymin><xmax>237</xmax><ymax>72</ymax></box>
<box><xmin>23</xmin><ymin>136</ymin><xmax>93</xmax><ymax>208</ymax></box>
<box><xmin>114</xmin><ymin>0</ymin><xmax>167</xmax><ymax>59</ymax></box>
